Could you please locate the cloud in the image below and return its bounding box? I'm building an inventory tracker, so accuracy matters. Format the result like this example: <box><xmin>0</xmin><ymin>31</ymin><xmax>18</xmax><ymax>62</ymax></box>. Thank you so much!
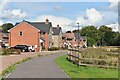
<box><xmin>75</xmin><ymin>8</ymin><xmax>104</xmax><ymax>26</ymax></box>
<box><xmin>0</xmin><ymin>9</ymin><xmax>27</xmax><ymax>20</ymax></box>
<box><xmin>106</xmin><ymin>23</ymin><xmax>118</xmax><ymax>32</ymax></box>
<box><xmin>36</xmin><ymin>15</ymin><xmax>74</xmax><ymax>32</ymax></box>
<box><xmin>11</xmin><ymin>9</ymin><xmax>27</xmax><ymax>19</ymax></box>
<box><xmin>0</xmin><ymin>0</ymin><xmax>27</xmax><ymax>20</ymax></box>
<box><xmin>0</xmin><ymin>0</ymin><xmax>8</xmax><ymax>12</ymax></box>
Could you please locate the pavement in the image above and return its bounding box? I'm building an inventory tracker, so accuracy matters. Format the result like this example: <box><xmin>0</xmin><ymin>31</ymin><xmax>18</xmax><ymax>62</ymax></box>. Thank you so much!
<box><xmin>7</xmin><ymin>53</ymin><xmax>68</xmax><ymax>78</ymax></box>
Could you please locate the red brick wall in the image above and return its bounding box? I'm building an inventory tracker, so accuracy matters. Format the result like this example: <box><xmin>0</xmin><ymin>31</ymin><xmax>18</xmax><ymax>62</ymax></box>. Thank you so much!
<box><xmin>9</xmin><ymin>22</ymin><xmax>40</xmax><ymax>52</ymax></box>
<box><xmin>43</xmin><ymin>33</ymin><xmax>48</xmax><ymax>50</ymax></box>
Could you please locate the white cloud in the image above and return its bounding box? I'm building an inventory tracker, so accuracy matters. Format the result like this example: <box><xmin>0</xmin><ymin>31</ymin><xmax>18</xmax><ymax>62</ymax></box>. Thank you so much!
<box><xmin>36</xmin><ymin>15</ymin><xmax>74</xmax><ymax>32</ymax></box>
<box><xmin>11</xmin><ymin>9</ymin><xmax>27</xmax><ymax>19</ymax></box>
<box><xmin>0</xmin><ymin>0</ymin><xmax>27</xmax><ymax>20</ymax></box>
<box><xmin>75</xmin><ymin>8</ymin><xmax>104</xmax><ymax>26</ymax></box>
<box><xmin>0</xmin><ymin>9</ymin><xmax>27</xmax><ymax>20</ymax></box>
<box><xmin>0</xmin><ymin>0</ymin><xmax>8</xmax><ymax>12</ymax></box>
<box><xmin>85</xmin><ymin>8</ymin><xmax>103</xmax><ymax>24</ymax></box>
<box><xmin>106</xmin><ymin>23</ymin><xmax>118</xmax><ymax>32</ymax></box>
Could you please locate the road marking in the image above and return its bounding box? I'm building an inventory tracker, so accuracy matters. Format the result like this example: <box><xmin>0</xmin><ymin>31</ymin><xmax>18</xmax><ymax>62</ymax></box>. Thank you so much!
<box><xmin>57</xmin><ymin>63</ymin><xmax>70</xmax><ymax>78</ymax></box>
<box><xmin>5</xmin><ymin>73</ymin><xmax>11</xmax><ymax>78</ymax></box>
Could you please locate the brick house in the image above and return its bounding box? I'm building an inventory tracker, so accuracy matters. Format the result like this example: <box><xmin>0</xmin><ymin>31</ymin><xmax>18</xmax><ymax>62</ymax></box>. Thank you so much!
<box><xmin>52</xmin><ymin>25</ymin><xmax>62</xmax><ymax>48</ymax></box>
<box><xmin>0</xmin><ymin>28</ymin><xmax>9</xmax><ymax>48</ymax></box>
<box><xmin>8</xmin><ymin>19</ymin><xmax>52</xmax><ymax>52</ymax></box>
<box><xmin>2</xmin><ymin>33</ymin><xmax>9</xmax><ymax>47</ymax></box>
<box><xmin>74</xmin><ymin>32</ymin><xmax>87</xmax><ymax>48</ymax></box>
<box><xmin>62</xmin><ymin>32</ymin><xmax>87</xmax><ymax>48</ymax></box>
<box><xmin>0</xmin><ymin>28</ymin><xmax>2</xmax><ymax>48</ymax></box>
<box><xmin>62</xmin><ymin>32</ymin><xmax>74</xmax><ymax>48</ymax></box>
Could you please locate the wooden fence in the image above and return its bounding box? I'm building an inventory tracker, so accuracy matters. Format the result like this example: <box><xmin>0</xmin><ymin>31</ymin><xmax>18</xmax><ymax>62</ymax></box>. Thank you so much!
<box><xmin>67</xmin><ymin>48</ymin><xmax>118</xmax><ymax>69</ymax></box>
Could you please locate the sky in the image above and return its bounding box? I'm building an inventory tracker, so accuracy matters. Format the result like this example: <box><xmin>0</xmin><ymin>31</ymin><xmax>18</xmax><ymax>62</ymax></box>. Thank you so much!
<box><xmin>0</xmin><ymin>0</ymin><xmax>119</xmax><ymax>32</ymax></box>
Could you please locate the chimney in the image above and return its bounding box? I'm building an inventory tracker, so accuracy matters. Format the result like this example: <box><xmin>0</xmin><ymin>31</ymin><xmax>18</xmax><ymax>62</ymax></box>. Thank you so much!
<box><xmin>45</xmin><ymin>19</ymin><xmax>49</xmax><ymax>24</ymax></box>
<box><xmin>57</xmin><ymin>24</ymin><xmax>59</xmax><ymax>27</ymax></box>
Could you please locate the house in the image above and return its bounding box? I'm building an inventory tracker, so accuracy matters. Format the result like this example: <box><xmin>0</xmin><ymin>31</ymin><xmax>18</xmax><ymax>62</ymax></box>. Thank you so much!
<box><xmin>74</xmin><ymin>32</ymin><xmax>87</xmax><ymax>48</ymax></box>
<box><xmin>2</xmin><ymin>33</ymin><xmax>9</xmax><ymax>47</ymax></box>
<box><xmin>62</xmin><ymin>32</ymin><xmax>74</xmax><ymax>48</ymax></box>
<box><xmin>62</xmin><ymin>31</ymin><xmax>87</xmax><ymax>48</ymax></box>
<box><xmin>52</xmin><ymin>25</ymin><xmax>62</xmax><ymax>48</ymax></box>
<box><xmin>8</xmin><ymin>19</ymin><xmax>53</xmax><ymax>52</ymax></box>
<box><xmin>0</xmin><ymin>28</ymin><xmax>9</xmax><ymax>48</ymax></box>
<box><xmin>0</xmin><ymin>28</ymin><xmax>2</xmax><ymax>48</ymax></box>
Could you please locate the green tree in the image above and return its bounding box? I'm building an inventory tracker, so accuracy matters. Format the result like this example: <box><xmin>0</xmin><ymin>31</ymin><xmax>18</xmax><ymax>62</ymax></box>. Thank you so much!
<box><xmin>98</xmin><ymin>25</ymin><xmax>112</xmax><ymax>46</ymax></box>
<box><xmin>99</xmin><ymin>25</ymin><xmax>112</xmax><ymax>33</ymax></box>
<box><xmin>1</xmin><ymin>23</ymin><xmax>14</xmax><ymax>33</ymax></box>
<box><xmin>87</xmin><ymin>37</ymin><xmax>96</xmax><ymax>46</ymax></box>
<box><xmin>117</xmin><ymin>34</ymin><xmax>120</xmax><ymax>46</ymax></box>
<box><xmin>80</xmin><ymin>25</ymin><xmax>99</xmax><ymax>46</ymax></box>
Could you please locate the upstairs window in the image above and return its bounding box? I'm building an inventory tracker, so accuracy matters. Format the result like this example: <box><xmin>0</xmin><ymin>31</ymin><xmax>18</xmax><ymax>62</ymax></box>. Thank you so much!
<box><xmin>19</xmin><ymin>31</ymin><xmax>23</xmax><ymax>36</ymax></box>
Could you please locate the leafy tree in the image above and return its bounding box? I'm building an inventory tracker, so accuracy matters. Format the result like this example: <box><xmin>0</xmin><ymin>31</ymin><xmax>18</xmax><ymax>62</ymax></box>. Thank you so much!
<box><xmin>117</xmin><ymin>34</ymin><xmax>120</xmax><ymax>46</ymax></box>
<box><xmin>87</xmin><ymin>37</ymin><xmax>96</xmax><ymax>46</ymax></box>
<box><xmin>80</xmin><ymin>25</ymin><xmax>99</xmax><ymax>46</ymax></box>
<box><xmin>98</xmin><ymin>25</ymin><xmax>112</xmax><ymax>46</ymax></box>
<box><xmin>1</xmin><ymin>23</ymin><xmax>14</xmax><ymax>33</ymax></box>
<box><xmin>99</xmin><ymin>25</ymin><xmax>112</xmax><ymax>33</ymax></box>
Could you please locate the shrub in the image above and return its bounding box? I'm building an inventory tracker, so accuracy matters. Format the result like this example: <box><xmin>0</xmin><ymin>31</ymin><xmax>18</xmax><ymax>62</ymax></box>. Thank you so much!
<box><xmin>61</xmin><ymin>47</ymin><xmax>68</xmax><ymax>50</ymax></box>
<box><xmin>48</xmin><ymin>47</ymin><xmax>59</xmax><ymax>51</ymax></box>
<box><xmin>2</xmin><ymin>48</ymin><xmax>21</xmax><ymax>55</ymax></box>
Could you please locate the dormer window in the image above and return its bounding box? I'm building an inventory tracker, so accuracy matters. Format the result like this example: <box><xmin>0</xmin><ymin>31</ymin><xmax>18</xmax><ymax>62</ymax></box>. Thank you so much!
<box><xmin>20</xmin><ymin>31</ymin><xmax>23</xmax><ymax>36</ymax></box>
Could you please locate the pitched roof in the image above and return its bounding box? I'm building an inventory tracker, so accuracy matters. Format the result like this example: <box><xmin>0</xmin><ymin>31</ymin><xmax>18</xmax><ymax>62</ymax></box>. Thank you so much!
<box><xmin>52</xmin><ymin>27</ymin><xmax>62</xmax><ymax>35</ymax></box>
<box><xmin>3</xmin><ymin>33</ymin><xmax>8</xmax><ymax>37</ymax></box>
<box><xmin>74</xmin><ymin>32</ymin><xmax>86</xmax><ymax>40</ymax></box>
<box><xmin>15</xmin><ymin>20</ymin><xmax>52</xmax><ymax>33</ymax></box>
<box><xmin>63</xmin><ymin>32</ymin><xmax>74</xmax><ymax>39</ymax></box>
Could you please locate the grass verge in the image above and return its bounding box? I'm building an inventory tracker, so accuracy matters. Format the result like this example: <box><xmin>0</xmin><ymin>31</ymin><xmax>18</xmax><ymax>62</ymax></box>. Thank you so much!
<box><xmin>0</xmin><ymin>57</ymin><xmax>32</xmax><ymax>79</ymax></box>
<box><xmin>55</xmin><ymin>54</ymin><xmax>118</xmax><ymax>78</ymax></box>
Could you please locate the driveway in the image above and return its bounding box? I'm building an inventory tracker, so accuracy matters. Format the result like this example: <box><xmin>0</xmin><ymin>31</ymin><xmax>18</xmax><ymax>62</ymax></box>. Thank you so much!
<box><xmin>7</xmin><ymin>53</ymin><xmax>68</xmax><ymax>78</ymax></box>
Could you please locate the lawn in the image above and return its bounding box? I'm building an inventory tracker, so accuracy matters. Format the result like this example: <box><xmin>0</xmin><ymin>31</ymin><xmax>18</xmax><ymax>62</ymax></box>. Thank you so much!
<box><xmin>55</xmin><ymin>54</ymin><xmax>118</xmax><ymax>78</ymax></box>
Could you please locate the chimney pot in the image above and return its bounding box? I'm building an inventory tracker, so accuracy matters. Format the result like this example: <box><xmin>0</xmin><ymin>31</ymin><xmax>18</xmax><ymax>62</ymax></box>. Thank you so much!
<box><xmin>46</xmin><ymin>19</ymin><xmax>49</xmax><ymax>22</ymax></box>
<box><xmin>57</xmin><ymin>24</ymin><xmax>59</xmax><ymax>27</ymax></box>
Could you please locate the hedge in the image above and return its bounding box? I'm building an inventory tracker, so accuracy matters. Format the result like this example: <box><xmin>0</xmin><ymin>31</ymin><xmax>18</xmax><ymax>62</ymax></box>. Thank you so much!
<box><xmin>2</xmin><ymin>48</ymin><xmax>21</xmax><ymax>55</ymax></box>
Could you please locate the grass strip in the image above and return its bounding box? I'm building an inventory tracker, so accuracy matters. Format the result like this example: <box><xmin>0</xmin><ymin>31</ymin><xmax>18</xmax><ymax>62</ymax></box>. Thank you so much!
<box><xmin>55</xmin><ymin>54</ymin><xmax>118</xmax><ymax>78</ymax></box>
<box><xmin>0</xmin><ymin>57</ymin><xmax>32</xmax><ymax>79</ymax></box>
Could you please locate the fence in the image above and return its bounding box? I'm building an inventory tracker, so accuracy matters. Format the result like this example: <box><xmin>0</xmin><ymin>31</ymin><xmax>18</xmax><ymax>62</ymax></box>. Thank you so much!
<box><xmin>67</xmin><ymin>48</ymin><xmax>118</xmax><ymax>69</ymax></box>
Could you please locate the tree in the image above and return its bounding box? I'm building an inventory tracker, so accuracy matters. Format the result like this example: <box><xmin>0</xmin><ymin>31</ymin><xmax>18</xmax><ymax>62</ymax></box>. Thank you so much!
<box><xmin>1</xmin><ymin>23</ymin><xmax>14</xmax><ymax>33</ymax></box>
<box><xmin>87</xmin><ymin>37</ymin><xmax>96</xmax><ymax>46</ymax></box>
<box><xmin>117</xmin><ymin>34</ymin><xmax>120</xmax><ymax>46</ymax></box>
<box><xmin>99</xmin><ymin>25</ymin><xmax>112</xmax><ymax>33</ymax></box>
<box><xmin>98</xmin><ymin>25</ymin><xmax>112</xmax><ymax>46</ymax></box>
<box><xmin>80</xmin><ymin>25</ymin><xmax>99</xmax><ymax>46</ymax></box>
<box><xmin>103</xmin><ymin>31</ymin><xmax>114</xmax><ymax>46</ymax></box>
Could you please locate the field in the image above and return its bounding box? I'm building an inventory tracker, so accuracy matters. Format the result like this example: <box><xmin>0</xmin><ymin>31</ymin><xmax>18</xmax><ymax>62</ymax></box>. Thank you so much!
<box><xmin>55</xmin><ymin>54</ymin><xmax>118</xmax><ymax>78</ymax></box>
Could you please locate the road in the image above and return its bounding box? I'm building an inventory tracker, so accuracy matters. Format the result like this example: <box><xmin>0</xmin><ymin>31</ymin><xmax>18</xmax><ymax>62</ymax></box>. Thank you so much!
<box><xmin>7</xmin><ymin>53</ymin><xmax>68</xmax><ymax>78</ymax></box>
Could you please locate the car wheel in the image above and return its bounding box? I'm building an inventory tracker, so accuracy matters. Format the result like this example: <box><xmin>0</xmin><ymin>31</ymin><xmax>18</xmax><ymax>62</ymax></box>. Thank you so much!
<box><xmin>22</xmin><ymin>50</ymin><xmax>25</xmax><ymax>52</ymax></box>
<box><xmin>29</xmin><ymin>49</ymin><xmax>32</xmax><ymax>52</ymax></box>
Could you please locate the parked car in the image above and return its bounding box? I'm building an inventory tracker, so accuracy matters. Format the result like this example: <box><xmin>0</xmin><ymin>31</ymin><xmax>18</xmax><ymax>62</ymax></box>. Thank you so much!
<box><xmin>28</xmin><ymin>45</ymin><xmax>35</xmax><ymax>52</ymax></box>
<box><xmin>11</xmin><ymin>45</ymin><xmax>29</xmax><ymax>52</ymax></box>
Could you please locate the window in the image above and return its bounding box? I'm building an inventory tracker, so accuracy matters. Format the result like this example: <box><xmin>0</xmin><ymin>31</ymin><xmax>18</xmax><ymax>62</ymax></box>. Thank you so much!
<box><xmin>20</xmin><ymin>31</ymin><xmax>23</xmax><ymax>36</ymax></box>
